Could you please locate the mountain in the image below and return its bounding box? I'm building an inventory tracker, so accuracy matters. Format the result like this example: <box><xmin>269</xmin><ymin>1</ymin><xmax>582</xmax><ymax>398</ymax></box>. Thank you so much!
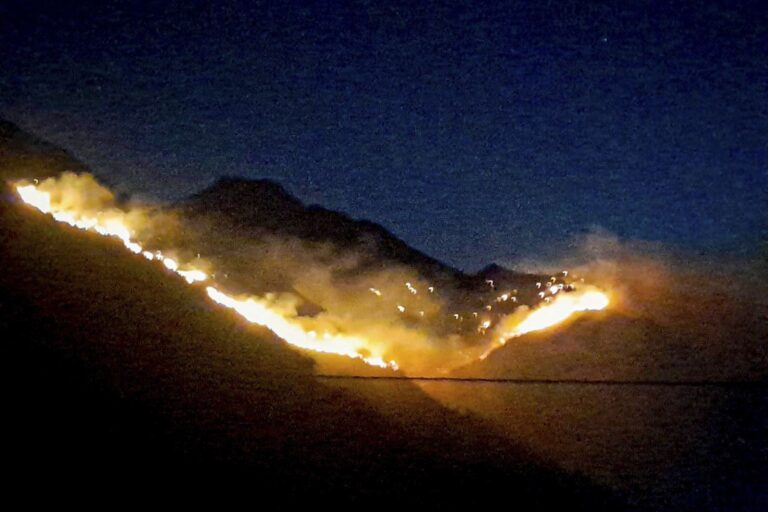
<box><xmin>0</xmin><ymin>118</ymin><xmax>89</xmax><ymax>181</ymax></box>
<box><xmin>1</xmin><ymin>116</ymin><xmax>547</xmax><ymax>296</ymax></box>
<box><xmin>181</xmin><ymin>176</ymin><xmax>469</xmax><ymax>282</ymax></box>
<box><xmin>476</xmin><ymin>262</ymin><xmax>526</xmax><ymax>281</ymax></box>
<box><xmin>0</xmin><ymin>118</ymin><xmax>624</xmax><ymax>506</ymax></box>
<box><xmin>178</xmin><ymin>178</ymin><xmax>560</xmax><ymax>316</ymax></box>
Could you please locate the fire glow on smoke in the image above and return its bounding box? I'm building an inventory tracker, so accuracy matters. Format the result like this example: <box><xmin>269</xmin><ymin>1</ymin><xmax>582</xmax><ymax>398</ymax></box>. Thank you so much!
<box><xmin>14</xmin><ymin>174</ymin><xmax>609</xmax><ymax>371</ymax></box>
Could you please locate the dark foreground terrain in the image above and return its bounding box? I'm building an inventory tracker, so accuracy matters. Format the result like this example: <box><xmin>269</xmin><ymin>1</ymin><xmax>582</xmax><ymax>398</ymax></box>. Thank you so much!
<box><xmin>419</xmin><ymin>380</ymin><xmax>767</xmax><ymax>511</ymax></box>
<box><xmin>0</xmin><ymin>185</ymin><xmax>626</xmax><ymax>508</ymax></box>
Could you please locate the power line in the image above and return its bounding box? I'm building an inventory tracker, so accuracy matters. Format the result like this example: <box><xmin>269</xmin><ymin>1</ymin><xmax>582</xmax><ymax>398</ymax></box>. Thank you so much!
<box><xmin>316</xmin><ymin>374</ymin><xmax>768</xmax><ymax>387</ymax></box>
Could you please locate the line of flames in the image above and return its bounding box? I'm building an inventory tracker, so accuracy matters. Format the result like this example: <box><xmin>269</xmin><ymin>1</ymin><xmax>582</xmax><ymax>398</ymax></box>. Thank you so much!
<box><xmin>14</xmin><ymin>178</ymin><xmax>609</xmax><ymax>371</ymax></box>
<box><xmin>15</xmin><ymin>182</ymin><xmax>394</xmax><ymax>369</ymax></box>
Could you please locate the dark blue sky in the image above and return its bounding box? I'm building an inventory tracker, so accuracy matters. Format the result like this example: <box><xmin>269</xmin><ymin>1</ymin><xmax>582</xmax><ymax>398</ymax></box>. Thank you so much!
<box><xmin>2</xmin><ymin>0</ymin><xmax>766</xmax><ymax>270</ymax></box>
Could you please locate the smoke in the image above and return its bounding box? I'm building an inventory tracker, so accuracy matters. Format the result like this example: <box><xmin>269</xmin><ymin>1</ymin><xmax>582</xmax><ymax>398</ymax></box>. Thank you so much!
<box><xmin>14</xmin><ymin>172</ymin><xmax>495</xmax><ymax>373</ymax></box>
<box><xmin>178</xmin><ymin>210</ymin><xmax>475</xmax><ymax>373</ymax></box>
<box><xmin>479</xmin><ymin>228</ymin><xmax>768</xmax><ymax>381</ymax></box>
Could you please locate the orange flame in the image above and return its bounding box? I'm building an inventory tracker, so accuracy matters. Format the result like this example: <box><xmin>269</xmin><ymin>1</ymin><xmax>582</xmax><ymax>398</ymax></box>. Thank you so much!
<box><xmin>206</xmin><ymin>286</ymin><xmax>393</xmax><ymax>368</ymax></box>
<box><xmin>14</xmin><ymin>178</ymin><xmax>396</xmax><ymax>370</ymax></box>
<box><xmin>497</xmin><ymin>288</ymin><xmax>609</xmax><ymax>343</ymax></box>
<box><xmin>476</xmin><ymin>287</ymin><xmax>609</xmax><ymax>360</ymax></box>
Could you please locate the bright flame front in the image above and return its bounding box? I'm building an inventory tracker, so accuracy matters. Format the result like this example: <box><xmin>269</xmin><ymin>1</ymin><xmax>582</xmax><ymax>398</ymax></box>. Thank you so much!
<box><xmin>500</xmin><ymin>288</ymin><xmax>609</xmax><ymax>341</ymax></box>
<box><xmin>206</xmin><ymin>287</ymin><xmax>392</xmax><ymax>368</ymax></box>
<box><xmin>13</xmin><ymin>176</ymin><xmax>395</xmax><ymax>370</ymax></box>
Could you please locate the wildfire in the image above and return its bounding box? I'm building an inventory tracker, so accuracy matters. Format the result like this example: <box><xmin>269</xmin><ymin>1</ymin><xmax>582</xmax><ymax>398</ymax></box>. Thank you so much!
<box><xmin>17</xmin><ymin>184</ymin><xmax>203</xmax><ymax>276</ymax></box>
<box><xmin>206</xmin><ymin>287</ymin><xmax>394</xmax><ymax>369</ymax></box>
<box><xmin>13</xmin><ymin>173</ymin><xmax>612</xmax><ymax>373</ymax></box>
<box><xmin>14</xmin><ymin>177</ymin><xmax>396</xmax><ymax>369</ymax></box>
<box><xmin>498</xmin><ymin>288</ymin><xmax>609</xmax><ymax>342</ymax></box>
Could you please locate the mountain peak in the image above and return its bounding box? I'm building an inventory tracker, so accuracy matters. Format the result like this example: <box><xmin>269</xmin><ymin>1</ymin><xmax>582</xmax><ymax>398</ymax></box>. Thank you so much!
<box><xmin>477</xmin><ymin>263</ymin><xmax>508</xmax><ymax>276</ymax></box>
<box><xmin>182</xmin><ymin>175</ymin><xmax>462</xmax><ymax>280</ymax></box>
<box><xmin>0</xmin><ymin>116</ymin><xmax>89</xmax><ymax>182</ymax></box>
<box><xmin>193</xmin><ymin>176</ymin><xmax>304</xmax><ymax>209</ymax></box>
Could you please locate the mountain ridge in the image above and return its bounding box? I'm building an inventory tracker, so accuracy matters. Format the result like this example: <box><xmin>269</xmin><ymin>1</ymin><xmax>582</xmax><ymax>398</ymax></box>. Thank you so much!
<box><xmin>181</xmin><ymin>175</ymin><xmax>468</xmax><ymax>283</ymax></box>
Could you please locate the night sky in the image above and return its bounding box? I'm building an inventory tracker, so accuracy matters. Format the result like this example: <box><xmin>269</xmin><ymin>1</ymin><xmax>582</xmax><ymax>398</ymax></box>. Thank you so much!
<box><xmin>2</xmin><ymin>0</ymin><xmax>766</xmax><ymax>270</ymax></box>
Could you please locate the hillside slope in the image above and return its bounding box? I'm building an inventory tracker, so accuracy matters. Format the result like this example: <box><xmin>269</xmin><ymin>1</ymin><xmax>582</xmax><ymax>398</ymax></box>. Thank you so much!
<box><xmin>0</xmin><ymin>120</ymin><xmax>623</xmax><ymax>507</ymax></box>
<box><xmin>0</xmin><ymin>118</ymin><xmax>90</xmax><ymax>181</ymax></box>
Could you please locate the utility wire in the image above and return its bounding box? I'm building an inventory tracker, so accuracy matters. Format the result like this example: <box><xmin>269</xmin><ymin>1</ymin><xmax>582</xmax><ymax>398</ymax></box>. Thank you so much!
<box><xmin>316</xmin><ymin>374</ymin><xmax>768</xmax><ymax>387</ymax></box>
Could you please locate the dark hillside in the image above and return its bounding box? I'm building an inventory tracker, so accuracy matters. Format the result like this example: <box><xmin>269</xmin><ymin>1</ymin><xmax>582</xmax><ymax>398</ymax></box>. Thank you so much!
<box><xmin>0</xmin><ymin>183</ymin><xmax>623</xmax><ymax>507</ymax></box>
<box><xmin>0</xmin><ymin>118</ymin><xmax>89</xmax><ymax>181</ymax></box>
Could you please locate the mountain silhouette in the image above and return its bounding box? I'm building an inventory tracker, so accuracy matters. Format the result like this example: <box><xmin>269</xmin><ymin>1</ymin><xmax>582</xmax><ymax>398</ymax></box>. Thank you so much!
<box><xmin>182</xmin><ymin>175</ymin><xmax>468</xmax><ymax>282</ymax></box>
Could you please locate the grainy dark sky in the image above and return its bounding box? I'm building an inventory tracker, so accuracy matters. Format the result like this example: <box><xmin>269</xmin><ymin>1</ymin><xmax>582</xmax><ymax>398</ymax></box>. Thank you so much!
<box><xmin>1</xmin><ymin>0</ymin><xmax>766</xmax><ymax>270</ymax></box>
